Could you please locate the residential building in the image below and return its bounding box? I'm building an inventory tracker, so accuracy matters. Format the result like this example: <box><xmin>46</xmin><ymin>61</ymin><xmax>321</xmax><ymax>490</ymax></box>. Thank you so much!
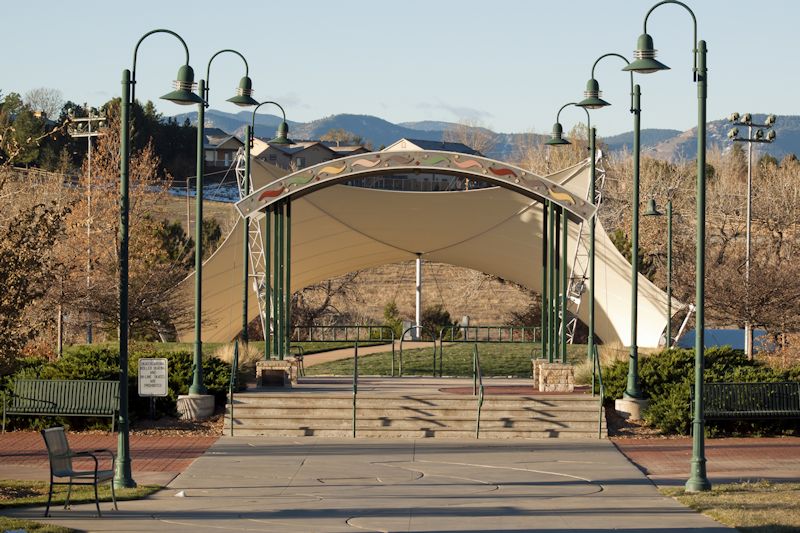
<box><xmin>204</xmin><ymin>127</ymin><xmax>243</xmax><ymax>169</ymax></box>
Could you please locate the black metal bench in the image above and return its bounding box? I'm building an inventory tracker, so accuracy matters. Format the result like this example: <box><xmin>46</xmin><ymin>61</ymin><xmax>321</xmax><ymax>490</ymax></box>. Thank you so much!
<box><xmin>2</xmin><ymin>379</ymin><xmax>119</xmax><ymax>432</ymax></box>
<box><xmin>692</xmin><ymin>381</ymin><xmax>800</xmax><ymax>420</ymax></box>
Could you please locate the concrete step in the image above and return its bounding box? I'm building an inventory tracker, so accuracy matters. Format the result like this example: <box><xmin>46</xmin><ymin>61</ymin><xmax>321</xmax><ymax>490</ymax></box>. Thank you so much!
<box><xmin>228</xmin><ymin>406</ymin><xmax>601</xmax><ymax>420</ymax></box>
<box><xmin>229</xmin><ymin>427</ymin><xmax>606</xmax><ymax>439</ymax></box>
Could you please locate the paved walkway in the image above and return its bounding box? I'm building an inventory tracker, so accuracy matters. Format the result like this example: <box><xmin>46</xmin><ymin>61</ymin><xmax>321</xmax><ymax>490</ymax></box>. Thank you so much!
<box><xmin>3</xmin><ymin>437</ymin><xmax>728</xmax><ymax>532</ymax></box>
<box><xmin>0</xmin><ymin>432</ymin><xmax>217</xmax><ymax>486</ymax></box>
<box><xmin>613</xmin><ymin>436</ymin><xmax>800</xmax><ymax>486</ymax></box>
<box><xmin>302</xmin><ymin>341</ymin><xmax>436</xmax><ymax>367</ymax></box>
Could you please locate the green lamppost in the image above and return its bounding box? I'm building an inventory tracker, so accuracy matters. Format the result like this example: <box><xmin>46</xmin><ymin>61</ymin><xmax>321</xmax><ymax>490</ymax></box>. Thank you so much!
<box><xmin>623</xmin><ymin>0</ymin><xmax>711</xmax><ymax>492</ymax></box>
<box><xmin>190</xmin><ymin>50</ymin><xmax>258</xmax><ymax>398</ymax></box>
<box><xmin>117</xmin><ymin>29</ymin><xmax>204</xmax><ymax>488</ymax></box>
<box><xmin>244</xmin><ymin>102</ymin><xmax>292</xmax><ymax>360</ymax></box>
<box><xmin>577</xmin><ymin>53</ymin><xmax>644</xmax><ymax>401</ymax></box>
<box><xmin>546</xmin><ymin>102</ymin><xmax>592</xmax><ymax>363</ymax></box>
<box><xmin>643</xmin><ymin>197</ymin><xmax>674</xmax><ymax>346</ymax></box>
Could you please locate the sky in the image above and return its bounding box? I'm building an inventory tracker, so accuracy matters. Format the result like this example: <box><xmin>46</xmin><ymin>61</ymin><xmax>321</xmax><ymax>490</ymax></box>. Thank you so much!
<box><xmin>2</xmin><ymin>0</ymin><xmax>796</xmax><ymax>136</ymax></box>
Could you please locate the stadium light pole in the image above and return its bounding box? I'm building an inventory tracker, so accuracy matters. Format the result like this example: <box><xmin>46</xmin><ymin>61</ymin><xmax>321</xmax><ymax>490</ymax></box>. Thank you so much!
<box><xmin>190</xmin><ymin>50</ymin><xmax>258</xmax><ymax>398</ymax></box>
<box><xmin>117</xmin><ymin>29</ymin><xmax>204</xmax><ymax>489</ymax></box>
<box><xmin>623</xmin><ymin>0</ymin><xmax>711</xmax><ymax>492</ymax></box>
<box><xmin>727</xmin><ymin>113</ymin><xmax>777</xmax><ymax>360</ymax></box>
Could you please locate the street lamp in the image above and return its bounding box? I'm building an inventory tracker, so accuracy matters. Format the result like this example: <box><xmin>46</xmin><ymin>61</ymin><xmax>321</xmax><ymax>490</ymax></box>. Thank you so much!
<box><xmin>623</xmin><ymin>0</ymin><xmax>711</xmax><ymax>492</ymax></box>
<box><xmin>643</xmin><ymin>196</ymin><xmax>674</xmax><ymax>347</ymax></box>
<box><xmin>243</xmin><ymin>101</ymin><xmax>292</xmax><ymax>361</ymax></box>
<box><xmin>728</xmin><ymin>113</ymin><xmax>777</xmax><ymax>360</ymax></box>
<box><xmin>190</xmin><ymin>50</ymin><xmax>258</xmax><ymax>401</ymax></box>
<box><xmin>117</xmin><ymin>28</ymin><xmax>203</xmax><ymax>489</ymax></box>
<box><xmin>546</xmin><ymin>102</ymin><xmax>592</xmax><ymax>364</ymax></box>
<box><xmin>577</xmin><ymin>53</ymin><xmax>644</xmax><ymax>403</ymax></box>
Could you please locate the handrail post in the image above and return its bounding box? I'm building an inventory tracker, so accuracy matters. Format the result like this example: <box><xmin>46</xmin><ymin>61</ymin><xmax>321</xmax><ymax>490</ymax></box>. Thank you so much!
<box><xmin>353</xmin><ymin>339</ymin><xmax>358</xmax><ymax>438</ymax></box>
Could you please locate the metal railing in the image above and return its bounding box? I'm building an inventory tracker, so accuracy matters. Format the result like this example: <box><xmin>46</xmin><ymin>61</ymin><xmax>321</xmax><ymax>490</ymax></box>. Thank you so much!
<box><xmin>437</xmin><ymin>325</ymin><xmax>540</xmax><ymax>377</ymax></box>
<box><xmin>473</xmin><ymin>343</ymin><xmax>485</xmax><ymax>439</ymax></box>
<box><xmin>291</xmin><ymin>325</ymin><xmax>395</xmax><ymax>343</ymax></box>
<box><xmin>352</xmin><ymin>340</ymin><xmax>359</xmax><ymax>438</ymax></box>
<box><xmin>591</xmin><ymin>344</ymin><xmax>605</xmax><ymax>439</ymax></box>
<box><xmin>228</xmin><ymin>340</ymin><xmax>240</xmax><ymax>436</ymax></box>
<box><xmin>399</xmin><ymin>326</ymin><xmax>438</xmax><ymax>377</ymax></box>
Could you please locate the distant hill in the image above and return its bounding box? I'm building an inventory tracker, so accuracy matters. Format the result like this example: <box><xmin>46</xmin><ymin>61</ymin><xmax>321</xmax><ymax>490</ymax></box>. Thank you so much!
<box><xmin>173</xmin><ymin>110</ymin><xmax>800</xmax><ymax>162</ymax></box>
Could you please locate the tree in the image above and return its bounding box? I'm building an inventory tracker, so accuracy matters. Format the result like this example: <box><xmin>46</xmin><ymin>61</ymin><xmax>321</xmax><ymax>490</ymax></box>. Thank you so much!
<box><xmin>23</xmin><ymin>88</ymin><xmax>64</xmax><ymax>120</ymax></box>
<box><xmin>291</xmin><ymin>272</ymin><xmax>362</xmax><ymax>328</ymax></box>
<box><xmin>320</xmin><ymin>128</ymin><xmax>362</xmax><ymax>147</ymax></box>
<box><xmin>442</xmin><ymin>120</ymin><xmax>497</xmax><ymax>156</ymax></box>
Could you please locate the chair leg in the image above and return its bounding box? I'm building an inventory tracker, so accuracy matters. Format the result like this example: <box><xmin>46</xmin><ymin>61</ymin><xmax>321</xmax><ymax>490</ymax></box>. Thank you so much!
<box><xmin>94</xmin><ymin>482</ymin><xmax>101</xmax><ymax>517</ymax></box>
<box><xmin>64</xmin><ymin>481</ymin><xmax>73</xmax><ymax>509</ymax></box>
<box><xmin>44</xmin><ymin>475</ymin><xmax>54</xmax><ymax>517</ymax></box>
<box><xmin>110</xmin><ymin>479</ymin><xmax>118</xmax><ymax>511</ymax></box>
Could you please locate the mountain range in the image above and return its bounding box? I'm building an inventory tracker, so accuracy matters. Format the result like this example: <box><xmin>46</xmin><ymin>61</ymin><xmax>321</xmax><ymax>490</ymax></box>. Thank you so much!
<box><xmin>173</xmin><ymin>110</ymin><xmax>800</xmax><ymax>162</ymax></box>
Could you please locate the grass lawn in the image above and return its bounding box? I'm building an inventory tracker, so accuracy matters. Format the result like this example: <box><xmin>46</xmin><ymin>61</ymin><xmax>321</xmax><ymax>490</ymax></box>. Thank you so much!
<box><xmin>305</xmin><ymin>342</ymin><xmax>589</xmax><ymax>377</ymax></box>
<box><xmin>66</xmin><ymin>340</ymin><xmax>382</xmax><ymax>358</ymax></box>
<box><xmin>661</xmin><ymin>481</ymin><xmax>800</xmax><ymax>532</ymax></box>
<box><xmin>0</xmin><ymin>480</ymin><xmax>161</xmax><ymax>532</ymax></box>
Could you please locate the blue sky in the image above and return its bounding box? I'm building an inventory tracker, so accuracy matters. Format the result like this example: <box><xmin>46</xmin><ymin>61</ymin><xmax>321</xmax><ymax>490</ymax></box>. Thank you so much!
<box><xmin>2</xmin><ymin>0</ymin><xmax>795</xmax><ymax>136</ymax></box>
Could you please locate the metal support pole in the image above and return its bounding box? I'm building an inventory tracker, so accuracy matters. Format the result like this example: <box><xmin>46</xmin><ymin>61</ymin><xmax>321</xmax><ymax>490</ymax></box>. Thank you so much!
<box><xmin>541</xmin><ymin>202</ymin><xmax>549</xmax><ymax>360</ymax></box>
<box><xmin>686</xmin><ymin>39</ymin><xmax>711</xmax><ymax>493</ymax></box>
<box><xmin>547</xmin><ymin>201</ymin><xmax>556</xmax><ymax>363</ymax></box>
<box><xmin>272</xmin><ymin>203</ymin><xmax>280</xmax><ymax>359</ymax></box>
<box><xmin>745</xmin><ymin>127</ymin><xmax>753</xmax><ymax>360</ymax></box>
<box><xmin>264</xmin><ymin>206</ymin><xmax>271</xmax><ymax>359</ymax></box>
<box><xmin>588</xmin><ymin>127</ymin><xmax>597</xmax><ymax>362</ymax></box>
<box><xmin>561</xmin><ymin>210</ymin><xmax>568</xmax><ymax>363</ymax></box>
<box><xmin>115</xmin><ymin>68</ymin><xmax>135</xmax><ymax>489</ymax></box>
<box><xmin>242</xmin><ymin>126</ymin><xmax>251</xmax><ymax>346</ymax></box>
<box><xmin>189</xmin><ymin>79</ymin><xmax>207</xmax><ymax>395</ymax></box>
<box><xmin>277</xmin><ymin>201</ymin><xmax>284</xmax><ymax>359</ymax></box>
<box><xmin>667</xmin><ymin>199</ymin><xmax>672</xmax><ymax>346</ymax></box>
<box><xmin>415</xmin><ymin>254</ymin><xmax>422</xmax><ymax>340</ymax></box>
<box><xmin>554</xmin><ymin>208</ymin><xmax>561</xmax><ymax>362</ymax></box>
<box><xmin>285</xmin><ymin>199</ymin><xmax>292</xmax><ymax>355</ymax></box>
<box><xmin>625</xmin><ymin>84</ymin><xmax>643</xmax><ymax>400</ymax></box>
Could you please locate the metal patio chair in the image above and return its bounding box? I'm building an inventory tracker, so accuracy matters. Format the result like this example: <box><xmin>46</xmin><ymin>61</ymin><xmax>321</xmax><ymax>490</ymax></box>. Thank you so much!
<box><xmin>40</xmin><ymin>426</ymin><xmax>118</xmax><ymax>517</ymax></box>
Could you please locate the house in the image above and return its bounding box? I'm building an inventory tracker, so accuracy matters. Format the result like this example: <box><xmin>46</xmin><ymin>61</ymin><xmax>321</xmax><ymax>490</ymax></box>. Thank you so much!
<box><xmin>253</xmin><ymin>139</ymin><xmax>369</xmax><ymax>171</ymax></box>
<box><xmin>204</xmin><ymin>127</ymin><xmax>243</xmax><ymax>168</ymax></box>
<box><xmin>383</xmin><ymin>138</ymin><xmax>482</xmax><ymax>156</ymax></box>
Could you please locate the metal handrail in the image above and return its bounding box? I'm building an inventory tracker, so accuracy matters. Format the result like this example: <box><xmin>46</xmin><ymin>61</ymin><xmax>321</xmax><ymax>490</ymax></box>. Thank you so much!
<box><xmin>593</xmin><ymin>344</ymin><xmax>605</xmax><ymax>438</ymax></box>
<box><xmin>352</xmin><ymin>340</ymin><xmax>359</xmax><ymax>438</ymax></box>
<box><xmin>228</xmin><ymin>340</ymin><xmax>239</xmax><ymax>436</ymax></box>
<box><xmin>473</xmin><ymin>343</ymin><xmax>485</xmax><ymax>439</ymax></box>
<box><xmin>438</xmin><ymin>325</ymin><xmax>541</xmax><ymax>377</ymax></box>
<box><xmin>291</xmin><ymin>324</ymin><xmax>395</xmax><ymax>343</ymax></box>
<box><xmin>399</xmin><ymin>325</ymin><xmax>438</xmax><ymax>377</ymax></box>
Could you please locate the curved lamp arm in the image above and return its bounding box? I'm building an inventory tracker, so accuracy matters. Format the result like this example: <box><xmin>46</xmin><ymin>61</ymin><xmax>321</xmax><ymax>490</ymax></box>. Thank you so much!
<box><xmin>556</xmin><ymin>102</ymin><xmax>591</xmax><ymax>132</ymax></box>
<box><xmin>205</xmin><ymin>49</ymin><xmax>249</xmax><ymax>105</ymax></box>
<box><xmin>250</xmin><ymin>101</ymin><xmax>288</xmax><ymax>144</ymax></box>
<box><xmin>643</xmin><ymin>0</ymin><xmax>698</xmax><ymax>79</ymax></box>
<box><xmin>131</xmin><ymin>29</ymin><xmax>190</xmax><ymax>104</ymax></box>
<box><xmin>591</xmin><ymin>53</ymin><xmax>636</xmax><ymax>113</ymax></box>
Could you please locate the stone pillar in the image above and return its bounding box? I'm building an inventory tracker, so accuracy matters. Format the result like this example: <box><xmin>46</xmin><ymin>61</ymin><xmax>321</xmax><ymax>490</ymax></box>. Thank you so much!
<box><xmin>538</xmin><ymin>363</ymin><xmax>575</xmax><ymax>393</ymax></box>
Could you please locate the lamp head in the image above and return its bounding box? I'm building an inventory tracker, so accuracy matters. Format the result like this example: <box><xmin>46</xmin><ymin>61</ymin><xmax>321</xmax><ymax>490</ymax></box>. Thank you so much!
<box><xmin>577</xmin><ymin>78</ymin><xmax>611</xmax><ymax>109</ymax></box>
<box><xmin>742</xmin><ymin>113</ymin><xmax>752</xmax><ymax>125</ymax></box>
<box><xmin>766</xmin><ymin>130</ymin><xmax>776</xmax><ymax>142</ymax></box>
<box><xmin>755</xmin><ymin>128</ymin><xmax>764</xmax><ymax>140</ymax></box>
<box><xmin>622</xmin><ymin>33</ymin><xmax>670</xmax><ymax>74</ymax></box>
<box><xmin>269</xmin><ymin>121</ymin><xmax>292</xmax><ymax>145</ymax></box>
<box><xmin>644</xmin><ymin>198</ymin><xmax>662</xmax><ymax>217</ymax></box>
<box><xmin>728</xmin><ymin>127</ymin><xmax>739</xmax><ymax>140</ymax></box>
<box><xmin>729</xmin><ymin>112</ymin><xmax>740</xmax><ymax>123</ymax></box>
<box><xmin>161</xmin><ymin>64</ymin><xmax>205</xmax><ymax>105</ymax></box>
<box><xmin>765</xmin><ymin>114</ymin><xmax>777</xmax><ymax>126</ymax></box>
<box><xmin>226</xmin><ymin>76</ymin><xmax>259</xmax><ymax>107</ymax></box>
<box><xmin>545</xmin><ymin>122</ymin><xmax>571</xmax><ymax>146</ymax></box>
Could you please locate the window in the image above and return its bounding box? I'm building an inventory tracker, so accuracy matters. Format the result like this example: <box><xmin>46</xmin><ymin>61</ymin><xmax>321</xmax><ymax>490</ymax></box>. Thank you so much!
<box><xmin>205</xmin><ymin>150</ymin><xmax>215</xmax><ymax>162</ymax></box>
<box><xmin>295</xmin><ymin>157</ymin><xmax>305</xmax><ymax>168</ymax></box>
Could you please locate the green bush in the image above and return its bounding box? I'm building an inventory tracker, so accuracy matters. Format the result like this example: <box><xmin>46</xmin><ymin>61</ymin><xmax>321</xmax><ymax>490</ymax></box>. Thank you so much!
<box><xmin>602</xmin><ymin>347</ymin><xmax>800</xmax><ymax>436</ymax></box>
<box><xmin>3</xmin><ymin>343</ymin><xmax>231</xmax><ymax>430</ymax></box>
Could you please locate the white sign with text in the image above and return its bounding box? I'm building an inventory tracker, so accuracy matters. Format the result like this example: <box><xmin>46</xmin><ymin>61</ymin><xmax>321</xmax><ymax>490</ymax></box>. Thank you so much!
<box><xmin>138</xmin><ymin>358</ymin><xmax>168</xmax><ymax>397</ymax></box>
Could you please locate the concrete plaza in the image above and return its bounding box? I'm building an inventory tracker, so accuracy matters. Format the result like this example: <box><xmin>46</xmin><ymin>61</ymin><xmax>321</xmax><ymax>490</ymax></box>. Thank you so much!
<box><xmin>4</xmin><ymin>437</ymin><xmax>728</xmax><ymax>532</ymax></box>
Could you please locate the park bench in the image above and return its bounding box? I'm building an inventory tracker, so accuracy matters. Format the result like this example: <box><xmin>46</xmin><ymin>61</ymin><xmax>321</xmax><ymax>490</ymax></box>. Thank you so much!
<box><xmin>2</xmin><ymin>379</ymin><xmax>119</xmax><ymax>433</ymax></box>
<box><xmin>40</xmin><ymin>426</ymin><xmax>117</xmax><ymax>517</ymax></box>
<box><xmin>691</xmin><ymin>381</ymin><xmax>800</xmax><ymax>420</ymax></box>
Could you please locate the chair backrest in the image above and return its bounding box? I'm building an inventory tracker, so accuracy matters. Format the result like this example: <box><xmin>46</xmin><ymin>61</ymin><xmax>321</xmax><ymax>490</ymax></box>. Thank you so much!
<box><xmin>41</xmin><ymin>427</ymin><xmax>73</xmax><ymax>477</ymax></box>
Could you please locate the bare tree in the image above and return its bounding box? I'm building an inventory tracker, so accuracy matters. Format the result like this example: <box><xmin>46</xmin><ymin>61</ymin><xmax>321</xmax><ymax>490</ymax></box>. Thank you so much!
<box><xmin>23</xmin><ymin>87</ymin><xmax>64</xmax><ymax>119</ymax></box>
<box><xmin>442</xmin><ymin>120</ymin><xmax>498</xmax><ymax>156</ymax></box>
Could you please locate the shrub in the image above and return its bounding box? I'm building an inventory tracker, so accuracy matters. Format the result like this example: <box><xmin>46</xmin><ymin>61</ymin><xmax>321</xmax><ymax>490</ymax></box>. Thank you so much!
<box><xmin>3</xmin><ymin>343</ymin><xmax>231</xmax><ymax>430</ymax></box>
<box><xmin>602</xmin><ymin>346</ymin><xmax>800</xmax><ymax>436</ymax></box>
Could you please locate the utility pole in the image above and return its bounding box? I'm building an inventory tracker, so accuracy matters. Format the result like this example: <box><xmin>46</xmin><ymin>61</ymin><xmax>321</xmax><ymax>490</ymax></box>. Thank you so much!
<box><xmin>727</xmin><ymin>113</ymin><xmax>777</xmax><ymax>360</ymax></box>
<box><xmin>68</xmin><ymin>104</ymin><xmax>106</xmax><ymax>344</ymax></box>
